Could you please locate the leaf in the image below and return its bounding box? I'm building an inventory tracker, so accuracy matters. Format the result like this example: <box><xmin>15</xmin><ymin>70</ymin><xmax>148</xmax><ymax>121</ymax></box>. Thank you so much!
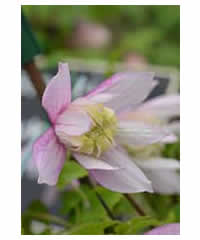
<box><xmin>21</xmin><ymin>200</ymin><xmax>48</xmax><ymax>235</ymax></box>
<box><xmin>21</xmin><ymin>226</ymin><xmax>25</xmax><ymax>235</ymax></box>
<box><xmin>57</xmin><ymin>161</ymin><xmax>88</xmax><ymax>189</ymax></box>
<box><xmin>95</xmin><ymin>186</ymin><xmax>122</xmax><ymax>209</ymax></box>
<box><xmin>61</xmin><ymin>220</ymin><xmax>118</xmax><ymax>235</ymax></box>
<box><xmin>22</xmin><ymin>200</ymin><xmax>69</xmax><ymax>234</ymax></box>
<box><xmin>77</xmin><ymin>185</ymin><xmax>109</xmax><ymax>223</ymax></box>
<box><xmin>27</xmin><ymin>200</ymin><xmax>48</xmax><ymax>213</ymax></box>
<box><xmin>114</xmin><ymin>216</ymin><xmax>162</xmax><ymax>235</ymax></box>
<box><xmin>162</xmin><ymin>141</ymin><xmax>180</xmax><ymax>160</ymax></box>
<box><xmin>145</xmin><ymin>194</ymin><xmax>180</xmax><ymax>220</ymax></box>
<box><xmin>166</xmin><ymin>203</ymin><xmax>180</xmax><ymax>222</ymax></box>
<box><xmin>60</xmin><ymin>191</ymin><xmax>82</xmax><ymax>215</ymax></box>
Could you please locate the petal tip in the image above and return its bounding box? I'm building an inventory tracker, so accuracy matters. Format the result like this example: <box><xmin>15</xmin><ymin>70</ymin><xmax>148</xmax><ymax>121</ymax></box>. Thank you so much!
<box><xmin>162</xmin><ymin>134</ymin><xmax>178</xmax><ymax>143</ymax></box>
<box><xmin>38</xmin><ymin>177</ymin><xmax>57</xmax><ymax>186</ymax></box>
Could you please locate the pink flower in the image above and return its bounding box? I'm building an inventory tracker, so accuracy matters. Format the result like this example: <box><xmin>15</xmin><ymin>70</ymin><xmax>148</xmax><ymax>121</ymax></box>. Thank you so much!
<box><xmin>33</xmin><ymin>63</ymin><xmax>176</xmax><ymax>193</ymax></box>
<box><xmin>119</xmin><ymin>94</ymin><xmax>180</xmax><ymax>194</ymax></box>
<box><xmin>144</xmin><ymin>223</ymin><xmax>180</xmax><ymax>235</ymax></box>
<box><xmin>118</xmin><ymin>94</ymin><xmax>180</xmax><ymax>137</ymax></box>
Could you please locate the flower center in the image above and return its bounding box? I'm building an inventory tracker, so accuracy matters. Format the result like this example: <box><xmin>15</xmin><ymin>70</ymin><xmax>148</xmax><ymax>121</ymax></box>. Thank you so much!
<box><xmin>57</xmin><ymin>103</ymin><xmax>117</xmax><ymax>157</ymax></box>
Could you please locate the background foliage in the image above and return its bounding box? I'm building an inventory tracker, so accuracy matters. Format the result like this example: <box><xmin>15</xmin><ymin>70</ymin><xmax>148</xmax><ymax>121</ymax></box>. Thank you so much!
<box><xmin>21</xmin><ymin>142</ymin><xmax>180</xmax><ymax>235</ymax></box>
<box><xmin>22</xmin><ymin>5</ymin><xmax>180</xmax><ymax>235</ymax></box>
<box><xmin>23</xmin><ymin>5</ymin><xmax>180</xmax><ymax>68</ymax></box>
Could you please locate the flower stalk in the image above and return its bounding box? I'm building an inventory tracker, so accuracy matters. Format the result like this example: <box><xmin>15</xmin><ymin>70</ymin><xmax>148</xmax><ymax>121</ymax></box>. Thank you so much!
<box><xmin>124</xmin><ymin>194</ymin><xmax>146</xmax><ymax>216</ymax></box>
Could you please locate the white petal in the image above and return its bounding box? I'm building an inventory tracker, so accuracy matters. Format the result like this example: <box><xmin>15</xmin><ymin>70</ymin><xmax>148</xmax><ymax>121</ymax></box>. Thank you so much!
<box><xmin>137</xmin><ymin>94</ymin><xmax>180</xmax><ymax>120</ymax></box>
<box><xmin>116</xmin><ymin>120</ymin><xmax>174</xmax><ymax>146</ymax></box>
<box><xmin>145</xmin><ymin>170</ymin><xmax>180</xmax><ymax>194</ymax></box>
<box><xmin>55</xmin><ymin>108</ymin><xmax>92</xmax><ymax>136</ymax></box>
<box><xmin>90</xmin><ymin>147</ymin><xmax>153</xmax><ymax>193</ymax></box>
<box><xmin>134</xmin><ymin>158</ymin><xmax>180</xmax><ymax>194</ymax></box>
<box><xmin>89</xmin><ymin>93</ymin><xmax>114</xmax><ymax>104</ymax></box>
<box><xmin>87</xmin><ymin>72</ymin><xmax>155</xmax><ymax>113</ymax></box>
<box><xmin>166</xmin><ymin>121</ymin><xmax>180</xmax><ymax>135</ymax></box>
<box><xmin>134</xmin><ymin>158</ymin><xmax>180</xmax><ymax>170</ymax></box>
<box><xmin>73</xmin><ymin>152</ymin><xmax>119</xmax><ymax>170</ymax></box>
<box><xmin>161</xmin><ymin>134</ymin><xmax>178</xmax><ymax>143</ymax></box>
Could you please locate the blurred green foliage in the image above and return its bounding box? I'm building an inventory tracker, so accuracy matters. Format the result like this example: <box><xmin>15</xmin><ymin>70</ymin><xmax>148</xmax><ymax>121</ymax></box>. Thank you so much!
<box><xmin>57</xmin><ymin>160</ymin><xmax>88</xmax><ymax>190</ymax></box>
<box><xmin>22</xmin><ymin>5</ymin><xmax>179</xmax><ymax>68</ymax></box>
<box><xmin>22</xmin><ymin>140</ymin><xmax>180</xmax><ymax>235</ymax></box>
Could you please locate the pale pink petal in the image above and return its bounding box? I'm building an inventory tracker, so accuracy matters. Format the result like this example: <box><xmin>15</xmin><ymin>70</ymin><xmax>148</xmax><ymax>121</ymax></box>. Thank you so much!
<box><xmin>90</xmin><ymin>147</ymin><xmax>153</xmax><ymax>193</ymax></box>
<box><xmin>166</xmin><ymin>121</ymin><xmax>180</xmax><ymax>135</ymax></box>
<box><xmin>42</xmin><ymin>63</ymin><xmax>71</xmax><ymax>123</ymax></box>
<box><xmin>55</xmin><ymin>108</ymin><xmax>92</xmax><ymax>136</ymax></box>
<box><xmin>87</xmin><ymin>72</ymin><xmax>155</xmax><ymax>113</ymax></box>
<box><xmin>33</xmin><ymin>127</ymin><xmax>66</xmax><ymax>185</ymax></box>
<box><xmin>116</xmin><ymin>120</ymin><xmax>175</xmax><ymax>146</ymax></box>
<box><xmin>145</xmin><ymin>223</ymin><xmax>180</xmax><ymax>235</ymax></box>
<box><xmin>73</xmin><ymin>153</ymin><xmax>119</xmax><ymax>170</ymax></box>
<box><xmin>161</xmin><ymin>134</ymin><xmax>178</xmax><ymax>143</ymax></box>
<box><xmin>146</xmin><ymin>170</ymin><xmax>180</xmax><ymax>194</ymax></box>
<box><xmin>137</xmin><ymin>94</ymin><xmax>180</xmax><ymax>120</ymax></box>
<box><xmin>87</xmin><ymin>93</ymin><xmax>114</xmax><ymax>104</ymax></box>
<box><xmin>134</xmin><ymin>158</ymin><xmax>180</xmax><ymax>194</ymax></box>
<box><xmin>134</xmin><ymin>157</ymin><xmax>180</xmax><ymax>170</ymax></box>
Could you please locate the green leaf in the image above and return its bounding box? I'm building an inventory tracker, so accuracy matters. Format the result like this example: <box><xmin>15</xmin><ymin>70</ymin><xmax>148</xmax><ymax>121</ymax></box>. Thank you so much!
<box><xmin>162</xmin><ymin>141</ymin><xmax>180</xmax><ymax>160</ymax></box>
<box><xmin>60</xmin><ymin>191</ymin><xmax>82</xmax><ymax>215</ymax></box>
<box><xmin>166</xmin><ymin>203</ymin><xmax>180</xmax><ymax>222</ymax></box>
<box><xmin>77</xmin><ymin>185</ymin><xmax>109</xmax><ymax>223</ymax></box>
<box><xmin>95</xmin><ymin>186</ymin><xmax>122</xmax><ymax>209</ymax></box>
<box><xmin>21</xmin><ymin>226</ymin><xmax>25</xmax><ymax>235</ymax></box>
<box><xmin>27</xmin><ymin>200</ymin><xmax>48</xmax><ymax>213</ymax></box>
<box><xmin>145</xmin><ymin>194</ymin><xmax>179</xmax><ymax>220</ymax></box>
<box><xmin>21</xmin><ymin>200</ymin><xmax>49</xmax><ymax>234</ymax></box>
<box><xmin>61</xmin><ymin>220</ymin><xmax>118</xmax><ymax>235</ymax></box>
<box><xmin>114</xmin><ymin>216</ymin><xmax>162</xmax><ymax>235</ymax></box>
<box><xmin>57</xmin><ymin>161</ymin><xmax>88</xmax><ymax>189</ymax></box>
<box><xmin>22</xmin><ymin>200</ymin><xmax>69</xmax><ymax>234</ymax></box>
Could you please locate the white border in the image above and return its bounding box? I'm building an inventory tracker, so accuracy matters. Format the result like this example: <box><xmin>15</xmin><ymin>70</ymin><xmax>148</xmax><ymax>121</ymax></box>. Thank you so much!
<box><xmin>6</xmin><ymin>1</ymin><xmax>200</xmax><ymax>240</ymax></box>
<box><xmin>21</xmin><ymin>1</ymin><xmax>180</xmax><ymax>6</ymax></box>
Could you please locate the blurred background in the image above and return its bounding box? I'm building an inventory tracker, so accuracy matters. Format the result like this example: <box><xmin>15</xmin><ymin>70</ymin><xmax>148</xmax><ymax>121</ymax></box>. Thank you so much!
<box><xmin>22</xmin><ymin>5</ymin><xmax>179</xmax><ymax>68</ymax></box>
<box><xmin>21</xmin><ymin>5</ymin><xmax>180</xmax><ymax>234</ymax></box>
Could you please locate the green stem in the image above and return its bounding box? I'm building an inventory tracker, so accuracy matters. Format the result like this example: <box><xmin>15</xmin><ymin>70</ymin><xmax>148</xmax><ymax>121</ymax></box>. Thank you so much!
<box><xmin>26</xmin><ymin>211</ymin><xmax>69</xmax><ymax>227</ymax></box>
<box><xmin>124</xmin><ymin>194</ymin><xmax>146</xmax><ymax>216</ymax></box>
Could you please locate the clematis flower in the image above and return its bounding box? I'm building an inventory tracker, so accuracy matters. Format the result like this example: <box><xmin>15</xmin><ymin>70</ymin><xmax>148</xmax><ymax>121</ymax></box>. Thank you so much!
<box><xmin>144</xmin><ymin>223</ymin><xmax>180</xmax><ymax>235</ymax></box>
<box><xmin>118</xmin><ymin>94</ymin><xmax>180</xmax><ymax>136</ymax></box>
<box><xmin>33</xmin><ymin>63</ymin><xmax>176</xmax><ymax>193</ymax></box>
<box><xmin>119</xmin><ymin>94</ymin><xmax>180</xmax><ymax>194</ymax></box>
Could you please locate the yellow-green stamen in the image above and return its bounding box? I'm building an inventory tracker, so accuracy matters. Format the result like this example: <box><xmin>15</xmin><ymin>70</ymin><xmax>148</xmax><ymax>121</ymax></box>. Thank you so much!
<box><xmin>71</xmin><ymin>104</ymin><xmax>117</xmax><ymax>157</ymax></box>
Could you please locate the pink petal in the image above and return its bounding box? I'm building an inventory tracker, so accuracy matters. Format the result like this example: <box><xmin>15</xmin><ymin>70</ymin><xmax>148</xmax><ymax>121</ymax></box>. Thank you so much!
<box><xmin>87</xmin><ymin>72</ymin><xmax>155</xmax><ymax>113</ymax></box>
<box><xmin>166</xmin><ymin>121</ymin><xmax>180</xmax><ymax>135</ymax></box>
<box><xmin>145</xmin><ymin>223</ymin><xmax>180</xmax><ymax>235</ymax></box>
<box><xmin>116</xmin><ymin>120</ymin><xmax>175</xmax><ymax>146</ymax></box>
<box><xmin>87</xmin><ymin>93</ymin><xmax>114</xmax><ymax>104</ymax></box>
<box><xmin>161</xmin><ymin>134</ymin><xmax>178</xmax><ymax>143</ymax></box>
<box><xmin>73</xmin><ymin>153</ymin><xmax>119</xmax><ymax>170</ymax></box>
<box><xmin>42</xmin><ymin>63</ymin><xmax>71</xmax><ymax>123</ymax></box>
<box><xmin>134</xmin><ymin>158</ymin><xmax>180</xmax><ymax>194</ymax></box>
<box><xmin>134</xmin><ymin>157</ymin><xmax>180</xmax><ymax>170</ymax></box>
<box><xmin>137</xmin><ymin>94</ymin><xmax>180</xmax><ymax>120</ymax></box>
<box><xmin>33</xmin><ymin>127</ymin><xmax>66</xmax><ymax>185</ymax></box>
<box><xmin>55</xmin><ymin>108</ymin><xmax>92</xmax><ymax>136</ymax></box>
<box><xmin>145</xmin><ymin>169</ymin><xmax>180</xmax><ymax>194</ymax></box>
<box><xmin>90</xmin><ymin>147</ymin><xmax>153</xmax><ymax>193</ymax></box>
